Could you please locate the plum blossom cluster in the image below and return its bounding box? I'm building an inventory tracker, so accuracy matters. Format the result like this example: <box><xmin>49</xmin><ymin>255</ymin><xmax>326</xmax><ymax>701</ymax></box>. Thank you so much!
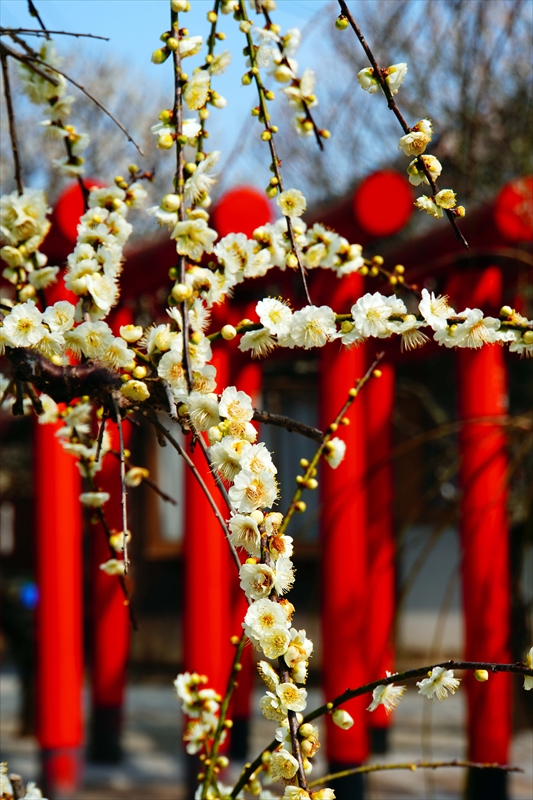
<box><xmin>64</xmin><ymin>182</ymin><xmax>147</xmax><ymax>323</ymax></box>
<box><xmin>17</xmin><ymin>39</ymin><xmax>89</xmax><ymax>176</ymax></box>
<box><xmin>174</xmin><ymin>671</ymin><xmax>225</xmax><ymax>756</ymax></box>
<box><xmin>355</xmin><ymin>54</ymin><xmax>464</xmax><ymax>221</ymax></box>
<box><xmin>0</xmin><ymin>189</ymin><xmax>56</xmax><ymax>299</ymax></box>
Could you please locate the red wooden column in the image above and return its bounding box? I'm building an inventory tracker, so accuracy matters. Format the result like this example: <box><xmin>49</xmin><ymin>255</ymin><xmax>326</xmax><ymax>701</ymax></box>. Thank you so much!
<box><xmin>88</xmin><ymin>420</ymin><xmax>131</xmax><ymax>763</ymax></box>
<box><xmin>229</xmin><ymin>357</ymin><xmax>262</xmax><ymax>760</ymax></box>
<box><xmin>365</xmin><ymin>361</ymin><xmax>395</xmax><ymax>753</ymax></box>
<box><xmin>183</xmin><ymin>347</ymin><xmax>232</xmax><ymax>693</ymax></box>
<box><xmin>319</xmin><ymin>273</ymin><xmax>369</xmax><ymax>799</ymax></box>
<box><xmin>452</xmin><ymin>267</ymin><xmax>511</xmax><ymax>799</ymax></box>
<box><xmin>88</xmin><ymin>305</ymin><xmax>133</xmax><ymax>763</ymax></box>
<box><xmin>35</xmin><ymin>421</ymin><xmax>83</xmax><ymax>799</ymax></box>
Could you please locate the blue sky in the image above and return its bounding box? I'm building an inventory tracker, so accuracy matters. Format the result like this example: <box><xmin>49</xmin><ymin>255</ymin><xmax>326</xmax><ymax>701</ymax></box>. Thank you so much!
<box><xmin>1</xmin><ymin>1</ymin><xmax>335</xmax><ymax>189</ymax></box>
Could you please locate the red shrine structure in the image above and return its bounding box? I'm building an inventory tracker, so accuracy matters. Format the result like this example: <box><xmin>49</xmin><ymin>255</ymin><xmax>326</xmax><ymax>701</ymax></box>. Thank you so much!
<box><xmin>1</xmin><ymin>171</ymin><xmax>532</xmax><ymax>800</ymax></box>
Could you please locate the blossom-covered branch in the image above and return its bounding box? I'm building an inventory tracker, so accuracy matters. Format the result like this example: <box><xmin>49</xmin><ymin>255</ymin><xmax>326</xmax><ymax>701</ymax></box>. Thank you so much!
<box><xmin>337</xmin><ymin>0</ymin><xmax>469</xmax><ymax>249</ymax></box>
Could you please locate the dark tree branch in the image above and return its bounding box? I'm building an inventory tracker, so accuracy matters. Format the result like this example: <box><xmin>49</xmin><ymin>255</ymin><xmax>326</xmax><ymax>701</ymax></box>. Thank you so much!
<box><xmin>1</xmin><ymin>52</ymin><xmax>23</xmax><ymax>194</ymax></box>
<box><xmin>337</xmin><ymin>0</ymin><xmax>469</xmax><ymax>250</ymax></box>
<box><xmin>252</xmin><ymin>408</ymin><xmax>323</xmax><ymax>442</ymax></box>
<box><xmin>1</xmin><ymin>27</ymin><xmax>109</xmax><ymax>41</ymax></box>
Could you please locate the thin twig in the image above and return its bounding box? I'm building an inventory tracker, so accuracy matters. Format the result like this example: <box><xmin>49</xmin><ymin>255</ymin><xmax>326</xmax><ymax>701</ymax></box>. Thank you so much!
<box><xmin>144</xmin><ymin>413</ymin><xmax>243</xmax><ymax>576</ymax></box>
<box><xmin>1</xmin><ymin>27</ymin><xmax>109</xmax><ymax>41</ymax></box>
<box><xmin>27</xmin><ymin>0</ymin><xmax>49</xmax><ymax>38</ymax></box>
<box><xmin>95</xmin><ymin>411</ymin><xmax>108</xmax><ymax>463</ymax></box>
<box><xmin>252</xmin><ymin>408</ymin><xmax>323</xmax><ymax>442</ymax></box>
<box><xmin>201</xmin><ymin>634</ymin><xmax>247</xmax><ymax>799</ymax></box>
<box><xmin>111</xmin><ymin>396</ymin><xmax>129</xmax><ymax>574</ymax></box>
<box><xmin>0</xmin><ymin>41</ymin><xmax>58</xmax><ymax>85</ymax></box>
<box><xmin>17</xmin><ymin>49</ymin><xmax>144</xmax><ymax>155</ymax></box>
<box><xmin>108</xmin><ymin>449</ymin><xmax>179</xmax><ymax>506</ymax></box>
<box><xmin>163</xmin><ymin>379</ymin><xmax>179</xmax><ymax>422</ymax></box>
<box><xmin>230</xmin><ymin>658</ymin><xmax>533</xmax><ymax>797</ymax></box>
<box><xmin>309</xmin><ymin>759</ymin><xmax>523</xmax><ymax>788</ymax></box>
<box><xmin>238</xmin><ymin>0</ymin><xmax>312</xmax><ymax>304</ymax></box>
<box><xmin>279</xmin><ymin>352</ymin><xmax>384</xmax><ymax>536</ymax></box>
<box><xmin>1</xmin><ymin>52</ymin><xmax>23</xmax><ymax>194</ymax></box>
<box><xmin>337</xmin><ymin>0</ymin><xmax>469</xmax><ymax>250</ymax></box>
<box><xmin>171</xmin><ymin>7</ymin><xmax>193</xmax><ymax>391</ymax></box>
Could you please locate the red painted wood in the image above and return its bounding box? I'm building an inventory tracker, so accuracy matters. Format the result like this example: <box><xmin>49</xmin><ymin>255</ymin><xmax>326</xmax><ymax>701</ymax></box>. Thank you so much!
<box><xmin>91</xmin><ymin>420</ymin><xmax>131</xmax><ymax>710</ymax></box>
<box><xmin>35</xmin><ymin>419</ymin><xmax>83</xmax><ymax>790</ymax></box>
<box><xmin>365</xmin><ymin>361</ymin><xmax>396</xmax><ymax>730</ymax></box>
<box><xmin>320</xmin><ymin>273</ymin><xmax>369</xmax><ymax>764</ymax></box>
<box><xmin>183</xmin><ymin>349</ymin><xmax>232</xmax><ymax>697</ymax></box>
<box><xmin>452</xmin><ymin>267</ymin><xmax>511</xmax><ymax>763</ymax></box>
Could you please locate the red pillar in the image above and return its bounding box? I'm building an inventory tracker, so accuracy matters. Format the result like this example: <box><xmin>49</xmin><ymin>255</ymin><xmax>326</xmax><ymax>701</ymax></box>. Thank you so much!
<box><xmin>35</xmin><ymin>421</ymin><xmax>83</xmax><ymax>799</ymax></box>
<box><xmin>88</xmin><ymin>420</ymin><xmax>131</xmax><ymax>763</ymax></box>
<box><xmin>229</xmin><ymin>357</ymin><xmax>262</xmax><ymax>759</ymax></box>
<box><xmin>452</xmin><ymin>267</ymin><xmax>511</xmax><ymax>797</ymax></box>
<box><xmin>365</xmin><ymin>361</ymin><xmax>395</xmax><ymax>751</ymax></box>
<box><xmin>183</xmin><ymin>347</ymin><xmax>232</xmax><ymax>695</ymax></box>
<box><xmin>320</xmin><ymin>273</ymin><xmax>369</xmax><ymax>793</ymax></box>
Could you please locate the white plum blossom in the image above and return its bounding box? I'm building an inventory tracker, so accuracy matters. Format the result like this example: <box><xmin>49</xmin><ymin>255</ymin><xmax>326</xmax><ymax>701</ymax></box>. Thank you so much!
<box><xmin>219</xmin><ymin>386</ymin><xmax>254</xmax><ymax>423</ymax></box>
<box><xmin>257</xmin><ymin>298</ymin><xmax>293</xmax><ymax>337</ymax></box>
<box><xmin>419</xmin><ymin>289</ymin><xmax>456</xmax><ymax>331</ymax></box>
<box><xmin>80</xmin><ymin>491</ymin><xmax>110</xmax><ymax>507</ymax></box>
<box><xmin>184</xmin><ymin>151</ymin><xmax>221</xmax><ymax>204</ymax></box>
<box><xmin>453</xmin><ymin>308</ymin><xmax>501</xmax><ymax>349</ymax></box>
<box><xmin>290</xmin><ymin>305</ymin><xmax>336</xmax><ymax>349</ymax></box>
<box><xmin>240</xmin><ymin>562</ymin><xmax>275</xmax><ymax>600</ymax></box>
<box><xmin>407</xmin><ymin>155</ymin><xmax>442</xmax><ymax>186</ymax></box>
<box><xmin>320</xmin><ymin>436</ymin><xmax>346</xmax><ymax>470</ymax></box>
<box><xmin>228</xmin><ymin>468</ymin><xmax>277</xmax><ymax>513</ymax></box>
<box><xmin>186</xmin><ymin>393</ymin><xmax>221</xmax><ymax>431</ymax></box>
<box><xmin>351</xmin><ymin>292</ymin><xmax>394</xmax><ymax>338</ymax></box>
<box><xmin>385</xmin><ymin>62</ymin><xmax>408</xmax><ymax>94</ymax></box>
<box><xmin>171</xmin><ymin>219</ymin><xmax>217</xmax><ymax>260</ymax></box>
<box><xmin>270</xmin><ymin>749</ymin><xmax>299</xmax><ymax>781</ymax></box>
<box><xmin>244</xmin><ymin>598</ymin><xmax>290</xmax><ymax>643</ymax></box>
<box><xmin>184</xmin><ymin>69</ymin><xmax>210</xmax><ymax>110</ymax></box>
<box><xmin>99</xmin><ymin>558</ymin><xmax>125</xmax><ymax>576</ymax></box>
<box><xmin>43</xmin><ymin>301</ymin><xmax>76</xmax><ymax>333</ymax></box>
<box><xmin>3</xmin><ymin>300</ymin><xmax>46</xmax><ymax>347</ymax></box>
<box><xmin>210</xmin><ymin>436</ymin><xmax>251</xmax><ymax>482</ymax></box>
<box><xmin>358</xmin><ymin>67</ymin><xmax>379</xmax><ymax>93</ymax></box>
<box><xmin>398</xmin><ymin>120</ymin><xmax>433</xmax><ymax>156</ymax></box>
<box><xmin>415</xmin><ymin>195</ymin><xmax>443</xmax><ymax>218</ymax></box>
<box><xmin>417</xmin><ymin>667</ymin><xmax>461</xmax><ymax>700</ymax></box>
<box><xmin>367</xmin><ymin>678</ymin><xmax>406</xmax><ymax>714</ymax></box>
<box><xmin>276</xmin><ymin>189</ymin><xmax>307</xmax><ymax>218</ymax></box>
<box><xmin>239</xmin><ymin>328</ymin><xmax>277</xmax><ymax>358</ymax></box>
<box><xmin>276</xmin><ymin>682</ymin><xmax>307</xmax><ymax>712</ymax></box>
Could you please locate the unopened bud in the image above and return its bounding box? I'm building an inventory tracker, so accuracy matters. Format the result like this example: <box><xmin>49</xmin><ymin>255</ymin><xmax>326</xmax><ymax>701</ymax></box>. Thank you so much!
<box><xmin>500</xmin><ymin>306</ymin><xmax>513</xmax><ymax>317</ymax></box>
<box><xmin>151</xmin><ymin>47</ymin><xmax>170</xmax><ymax>64</ymax></box>
<box><xmin>335</xmin><ymin>14</ymin><xmax>349</xmax><ymax>29</ymax></box>
<box><xmin>373</xmin><ymin>369</ymin><xmax>382</xmax><ymax>378</ymax></box>
<box><xmin>523</xmin><ymin>330</ymin><xmax>533</xmax><ymax>344</ymax></box>
<box><xmin>332</xmin><ymin>708</ymin><xmax>354</xmax><ymax>729</ymax></box>
<box><xmin>221</xmin><ymin>324</ymin><xmax>237</xmax><ymax>340</ymax></box>
<box><xmin>286</xmin><ymin>252</ymin><xmax>298</xmax><ymax>269</ymax></box>
<box><xmin>295</xmin><ymin>501</ymin><xmax>307</xmax><ymax>513</ymax></box>
<box><xmin>261</xmin><ymin>130</ymin><xmax>272</xmax><ymax>141</ymax></box>
<box><xmin>474</xmin><ymin>669</ymin><xmax>489</xmax><ymax>682</ymax></box>
<box><xmin>171</xmin><ymin>282</ymin><xmax>192</xmax><ymax>302</ymax></box>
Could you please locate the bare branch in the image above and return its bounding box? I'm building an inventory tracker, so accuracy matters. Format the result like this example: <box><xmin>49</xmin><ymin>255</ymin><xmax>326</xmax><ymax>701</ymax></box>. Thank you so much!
<box><xmin>27</xmin><ymin>0</ymin><xmax>49</xmax><ymax>38</ymax></box>
<box><xmin>252</xmin><ymin>408</ymin><xmax>324</xmax><ymax>442</ymax></box>
<box><xmin>111</xmin><ymin>396</ymin><xmax>130</xmax><ymax>574</ymax></box>
<box><xmin>1</xmin><ymin>52</ymin><xmax>23</xmax><ymax>194</ymax></box>
<box><xmin>1</xmin><ymin>27</ymin><xmax>109</xmax><ymax>41</ymax></box>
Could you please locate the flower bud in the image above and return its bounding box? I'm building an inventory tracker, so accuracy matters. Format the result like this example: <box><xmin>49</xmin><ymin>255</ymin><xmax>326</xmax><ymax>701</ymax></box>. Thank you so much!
<box><xmin>332</xmin><ymin>708</ymin><xmax>354</xmax><ymax>730</ymax></box>
<box><xmin>250</xmin><ymin>510</ymin><xmax>264</xmax><ymax>524</ymax></box>
<box><xmin>208</xmin><ymin>426</ymin><xmax>223</xmax><ymax>444</ymax></box>
<box><xmin>171</xmin><ymin>0</ymin><xmax>190</xmax><ymax>10</ymax></box>
<box><xmin>299</xmin><ymin>723</ymin><xmax>314</xmax><ymax>738</ymax></box>
<box><xmin>162</xmin><ymin>193</ymin><xmax>181</xmax><ymax>211</ymax></box>
<box><xmin>523</xmin><ymin>330</ymin><xmax>533</xmax><ymax>344</ymax></box>
<box><xmin>474</xmin><ymin>670</ymin><xmax>489</xmax><ymax>682</ymax></box>
<box><xmin>242</xmin><ymin>72</ymin><xmax>253</xmax><ymax>85</ymax></box>
<box><xmin>152</xmin><ymin>47</ymin><xmax>170</xmax><ymax>64</ymax></box>
<box><xmin>133</xmin><ymin>366</ymin><xmax>148</xmax><ymax>379</ymax></box>
<box><xmin>171</xmin><ymin>282</ymin><xmax>192</xmax><ymax>302</ymax></box>
<box><xmin>335</xmin><ymin>14</ymin><xmax>349</xmax><ymax>29</ymax></box>
<box><xmin>167</xmin><ymin>37</ymin><xmax>179</xmax><ymax>51</ymax></box>
<box><xmin>221</xmin><ymin>324</ymin><xmax>237</xmax><ymax>340</ymax></box>
<box><xmin>261</xmin><ymin>130</ymin><xmax>272</xmax><ymax>141</ymax></box>
<box><xmin>157</xmin><ymin>133</ymin><xmax>175</xmax><ymax>150</ymax></box>
<box><xmin>500</xmin><ymin>306</ymin><xmax>513</xmax><ymax>317</ymax></box>
<box><xmin>207</xmin><ymin>10</ymin><xmax>217</xmax><ymax>22</ymax></box>
<box><xmin>285</xmin><ymin>253</ymin><xmax>298</xmax><ymax>269</ymax></box>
